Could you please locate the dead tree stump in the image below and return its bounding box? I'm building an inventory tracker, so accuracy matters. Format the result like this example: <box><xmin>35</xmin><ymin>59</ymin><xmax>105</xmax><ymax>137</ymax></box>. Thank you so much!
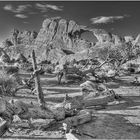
<box><xmin>31</xmin><ymin>50</ymin><xmax>45</xmax><ymax>109</ymax></box>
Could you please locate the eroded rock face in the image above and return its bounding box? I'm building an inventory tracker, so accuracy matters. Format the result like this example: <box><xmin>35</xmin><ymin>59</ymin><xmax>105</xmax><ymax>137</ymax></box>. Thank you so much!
<box><xmin>3</xmin><ymin>17</ymin><xmax>136</xmax><ymax>64</ymax></box>
<box><xmin>10</xmin><ymin>29</ymin><xmax>38</xmax><ymax>45</ymax></box>
<box><xmin>2</xmin><ymin>29</ymin><xmax>37</xmax><ymax>60</ymax></box>
<box><xmin>112</xmin><ymin>34</ymin><xmax>125</xmax><ymax>44</ymax></box>
<box><xmin>92</xmin><ymin>29</ymin><xmax>112</xmax><ymax>43</ymax></box>
<box><xmin>34</xmin><ymin>18</ymin><xmax>93</xmax><ymax>63</ymax></box>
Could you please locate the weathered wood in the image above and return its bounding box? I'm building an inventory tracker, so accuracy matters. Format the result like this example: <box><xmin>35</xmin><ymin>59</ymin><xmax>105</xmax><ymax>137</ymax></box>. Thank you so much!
<box><xmin>30</xmin><ymin>118</ymin><xmax>55</xmax><ymax>129</ymax></box>
<box><xmin>63</xmin><ymin>109</ymin><xmax>92</xmax><ymax>129</ymax></box>
<box><xmin>83</xmin><ymin>92</ymin><xmax>115</xmax><ymax>107</ymax></box>
<box><xmin>11</xmin><ymin>118</ymin><xmax>56</xmax><ymax>130</ymax></box>
<box><xmin>31</xmin><ymin>50</ymin><xmax>45</xmax><ymax>108</ymax></box>
<box><xmin>0</xmin><ymin>120</ymin><xmax>8</xmax><ymax>136</ymax></box>
<box><xmin>8</xmin><ymin>99</ymin><xmax>55</xmax><ymax>121</ymax></box>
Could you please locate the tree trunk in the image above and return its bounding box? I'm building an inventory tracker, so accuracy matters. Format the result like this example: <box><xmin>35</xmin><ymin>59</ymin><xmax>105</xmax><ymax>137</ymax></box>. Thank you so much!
<box><xmin>31</xmin><ymin>50</ymin><xmax>45</xmax><ymax>109</ymax></box>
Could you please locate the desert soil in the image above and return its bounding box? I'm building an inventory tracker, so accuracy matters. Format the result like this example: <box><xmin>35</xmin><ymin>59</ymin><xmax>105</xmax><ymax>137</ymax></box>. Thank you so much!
<box><xmin>2</xmin><ymin>73</ymin><xmax>140</xmax><ymax>139</ymax></box>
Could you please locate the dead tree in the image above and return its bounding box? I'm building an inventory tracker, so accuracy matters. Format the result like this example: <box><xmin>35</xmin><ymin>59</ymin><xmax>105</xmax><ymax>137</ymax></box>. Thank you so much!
<box><xmin>31</xmin><ymin>50</ymin><xmax>45</xmax><ymax>109</ymax></box>
<box><xmin>83</xmin><ymin>53</ymin><xmax>111</xmax><ymax>76</ymax></box>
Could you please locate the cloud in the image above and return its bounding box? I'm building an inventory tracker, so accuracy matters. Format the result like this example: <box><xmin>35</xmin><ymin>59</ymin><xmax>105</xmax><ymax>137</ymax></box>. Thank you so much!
<box><xmin>29</xmin><ymin>12</ymin><xmax>38</xmax><ymax>15</ymax></box>
<box><xmin>46</xmin><ymin>4</ymin><xmax>63</xmax><ymax>11</ymax></box>
<box><xmin>35</xmin><ymin>3</ymin><xmax>46</xmax><ymax>12</ymax></box>
<box><xmin>3</xmin><ymin>4</ymin><xmax>31</xmax><ymax>13</ymax></box>
<box><xmin>23</xmin><ymin>21</ymin><xmax>29</xmax><ymax>24</ymax></box>
<box><xmin>3</xmin><ymin>4</ymin><xmax>14</xmax><ymax>11</ymax></box>
<box><xmin>36</xmin><ymin>3</ymin><xmax>63</xmax><ymax>12</ymax></box>
<box><xmin>42</xmin><ymin>14</ymin><xmax>48</xmax><ymax>18</ymax></box>
<box><xmin>16</xmin><ymin>4</ymin><xmax>32</xmax><ymax>13</ymax></box>
<box><xmin>90</xmin><ymin>15</ymin><xmax>129</xmax><ymax>24</ymax></box>
<box><xmin>15</xmin><ymin>14</ymin><xmax>28</xmax><ymax>18</ymax></box>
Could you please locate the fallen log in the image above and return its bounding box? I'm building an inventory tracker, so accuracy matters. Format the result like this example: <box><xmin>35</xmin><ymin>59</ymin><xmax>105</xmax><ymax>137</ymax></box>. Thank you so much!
<box><xmin>10</xmin><ymin>118</ymin><xmax>56</xmax><ymax>130</ymax></box>
<box><xmin>30</xmin><ymin>118</ymin><xmax>56</xmax><ymax>129</ymax></box>
<box><xmin>63</xmin><ymin>109</ymin><xmax>92</xmax><ymax>129</ymax></box>
<box><xmin>82</xmin><ymin>90</ymin><xmax>115</xmax><ymax>107</ymax></box>
<box><xmin>80</xmin><ymin>80</ymin><xmax>116</xmax><ymax>107</ymax></box>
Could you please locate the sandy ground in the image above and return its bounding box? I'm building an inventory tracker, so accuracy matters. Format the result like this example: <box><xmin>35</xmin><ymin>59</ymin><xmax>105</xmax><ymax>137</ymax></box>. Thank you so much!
<box><xmin>2</xmin><ymin>73</ymin><xmax>140</xmax><ymax>139</ymax></box>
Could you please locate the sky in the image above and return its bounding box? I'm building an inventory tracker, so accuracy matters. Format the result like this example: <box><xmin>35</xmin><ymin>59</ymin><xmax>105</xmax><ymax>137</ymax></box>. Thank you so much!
<box><xmin>0</xmin><ymin>1</ymin><xmax>140</xmax><ymax>43</ymax></box>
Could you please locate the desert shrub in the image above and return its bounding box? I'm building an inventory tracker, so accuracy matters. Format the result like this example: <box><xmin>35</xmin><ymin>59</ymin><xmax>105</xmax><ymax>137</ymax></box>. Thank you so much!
<box><xmin>126</xmin><ymin>63</ymin><xmax>139</xmax><ymax>73</ymax></box>
<box><xmin>26</xmin><ymin>66</ymin><xmax>34</xmax><ymax>72</ymax></box>
<box><xmin>2</xmin><ymin>39</ymin><xmax>13</xmax><ymax>48</ymax></box>
<box><xmin>43</xmin><ymin>64</ymin><xmax>55</xmax><ymax>74</ymax></box>
<box><xmin>127</xmin><ymin>63</ymin><xmax>139</xmax><ymax>68</ymax></box>
<box><xmin>40</xmin><ymin>60</ymin><xmax>51</xmax><ymax>65</ymax></box>
<box><xmin>4</xmin><ymin>66</ymin><xmax>19</xmax><ymax>75</ymax></box>
<box><xmin>0</xmin><ymin>70</ymin><xmax>18</xmax><ymax>96</ymax></box>
<box><xmin>19</xmin><ymin>62</ymin><xmax>33</xmax><ymax>72</ymax></box>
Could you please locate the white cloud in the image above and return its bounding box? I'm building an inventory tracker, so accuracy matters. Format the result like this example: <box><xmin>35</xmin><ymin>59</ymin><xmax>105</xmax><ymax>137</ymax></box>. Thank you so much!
<box><xmin>3</xmin><ymin>4</ymin><xmax>31</xmax><ymax>13</ymax></box>
<box><xmin>15</xmin><ymin>14</ymin><xmax>28</xmax><ymax>18</ymax></box>
<box><xmin>29</xmin><ymin>12</ymin><xmax>38</xmax><ymax>15</ymax></box>
<box><xmin>90</xmin><ymin>15</ymin><xmax>128</xmax><ymax>24</ymax></box>
<box><xmin>35</xmin><ymin>3</ymin><xmax>63</xmax><ymax>12</ymax></box>
<box><xmin>23</xmin><ymin>21</ymin><xmax>29</xmax><ymax>24</ymax></box>
<box><xmin>3</xmin><ymin>4</ymin><xmax>14</xmax><ymax>11</ymax></box>
<box><xmin>46</xmin><ymin>4</ymin><xmax>63</xmax><ymax>11</ymax></box>
<box><xmin>42</xmin><ymin>14</ymin><xmax>48</xmax><ymax>18</ymax></box>
<box><xmin>16</xmin><ymin>4</ymin><xmax>31</xmax><ymax>13</ymax></box>
<box><xmin>35</xmin><ymin>3</ymin><xmax>46</xmax><ymax>12</ymax></box>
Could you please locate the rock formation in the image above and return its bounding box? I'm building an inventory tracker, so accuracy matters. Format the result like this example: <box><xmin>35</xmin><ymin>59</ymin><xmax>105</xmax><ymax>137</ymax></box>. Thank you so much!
<box><xmin>1</xmin><ymin>29</ymin><xmax>38</xmax><ymax>60</ymax></box>
<box><xmin>33</xmin><ymin>17</ymin><xmax>94</xmax><ymax>63</ymax></box>
<box><xmin>2</xmin><ymin>17</ymin><xmax>140</xmax><ymax>64</ymax></box>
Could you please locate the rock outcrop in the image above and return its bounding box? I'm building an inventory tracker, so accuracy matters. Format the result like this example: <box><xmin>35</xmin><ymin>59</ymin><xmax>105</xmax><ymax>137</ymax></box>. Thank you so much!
<box><xmin>34</xmin><ymin>17</ymin><xmax>127</xmax><ymax>63</ymax></box>
<box><xmin>2</xmin><ymin>29</ymin><xmax>38</xmax><ymax>60</ymax></box>
<box><xmin>92</xmin><ymin>29</ymin><xmax>112</xmax><ymax>43</ymax></box>
<box><xmin>34</xmin><ymin>17</ymin><xmax>93</xmax><ymax>63</ymax></box>
<box><xmin>2</xmin><ymin>17</ymin><xmax>139</xmax><ymax>64</ymax></box>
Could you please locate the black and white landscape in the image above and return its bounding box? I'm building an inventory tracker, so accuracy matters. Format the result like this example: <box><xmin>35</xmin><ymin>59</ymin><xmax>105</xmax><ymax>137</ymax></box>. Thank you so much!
<box><xmin>0</xmin><ymin>1</ymin><xmax>140</xmax><ymax>139</ymax></box>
